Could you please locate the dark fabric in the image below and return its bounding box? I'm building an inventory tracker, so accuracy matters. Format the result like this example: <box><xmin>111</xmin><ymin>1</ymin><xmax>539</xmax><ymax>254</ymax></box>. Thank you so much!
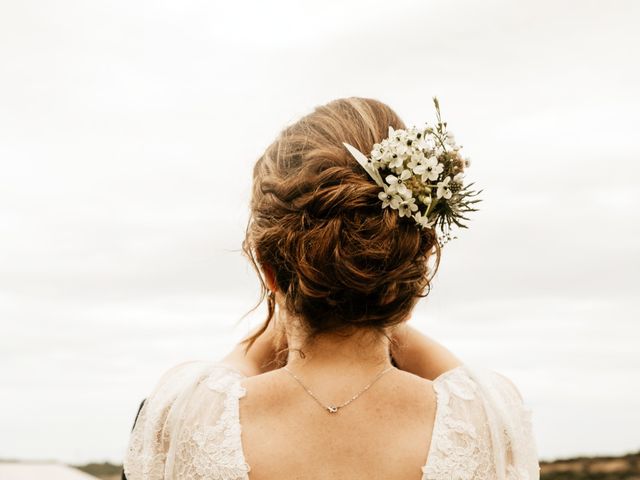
<box><xmin>122</xmin><ymin>398</ymin><xmax>146</xmax><ymax>480</ymax></box>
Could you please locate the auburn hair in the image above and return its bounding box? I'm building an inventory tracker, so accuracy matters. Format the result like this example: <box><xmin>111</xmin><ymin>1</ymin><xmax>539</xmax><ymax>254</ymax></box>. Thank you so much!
<box><xmin>240</xmin><ymin>97</ymin><xmax>441</xmax><ymax>363</ymax></box>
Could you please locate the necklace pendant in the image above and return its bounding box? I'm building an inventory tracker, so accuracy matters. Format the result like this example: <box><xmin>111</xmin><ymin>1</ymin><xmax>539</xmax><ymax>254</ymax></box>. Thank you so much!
<box><xmin>327</xmin><ymin>405</ymin><xmax>338</xmax><ymax>413</ymax></box>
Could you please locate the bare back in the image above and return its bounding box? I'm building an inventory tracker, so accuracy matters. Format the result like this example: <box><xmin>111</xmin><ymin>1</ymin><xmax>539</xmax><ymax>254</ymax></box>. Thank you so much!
<box><xmin>239</xmin><ymin>369</ymin><xmax>437</xmax><ymax>480</ymax></box>
<box><xmin>123</xmin><ymin>360</ymin><xmax>540</xmax><ymax>480</ymax></box>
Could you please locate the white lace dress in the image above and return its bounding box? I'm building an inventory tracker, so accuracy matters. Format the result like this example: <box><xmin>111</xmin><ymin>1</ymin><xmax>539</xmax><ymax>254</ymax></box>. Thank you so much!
<box><xmin>123</xmin><ymin>361</ymin><xmax>540</xmax><ymax>480</ymax></box>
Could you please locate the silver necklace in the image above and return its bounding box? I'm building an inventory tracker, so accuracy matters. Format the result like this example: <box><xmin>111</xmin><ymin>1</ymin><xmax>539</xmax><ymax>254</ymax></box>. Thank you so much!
<box><xmin>283</xmin><ymin>364</ymin><xmax>395</xmax><ymax>414</ymax></box>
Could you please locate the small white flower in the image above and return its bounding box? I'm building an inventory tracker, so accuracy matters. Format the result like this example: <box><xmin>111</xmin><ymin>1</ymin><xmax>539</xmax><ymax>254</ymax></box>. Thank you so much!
<box><xmin>356</xmin><ymin>118</ymin><xmax>478</xmax><ymax>241</ymax></box>
<box><xmin>436</xmin><ymin>176</ymin><xmax>453</xmax><ymax>200</ymax></box>
<box><xmin>407</xmin><ymin>150</ymin><xmax>425</xmax><ymax>170</ymax></box>
<box><xmin>370</xmin><ymin>139</ymin><xmax>397</xmax><ymax>166</ymax></box>
<box><xmin>385</xmin><ymin>169</ymin><xmax>412</xmax><ymax>198</ymax></box>
<box><xmin>408</xmin><ymin>126</ymin><xmax>422</xmax><ymax>137</ymax></box>
<box><xmin>377</xmin><ymin>189</ymin><xmax>402</xmax><ymax>209</ymax></box>
<box><xmin>398</xmin><ymin>197</ymin><xmax>418</xmax><ymax>218</ymax></box>
<box><xmin>371</xmin><ymin>144</ymin><xmax>384</xmax><ymax>161</ymax></box>
<box><xmin>413</xmin><ymin>210</ymin><xmax>432</xmax><ymax>228</ymax></box>
<box><xmin>381</xmin><ymin>152</ymin><xmax>396</xmax><ymax>166</ymax></box>
<box><xmin>414</xmin><ymin>156</ymin><xmax>443</xmax><ymax>182</ymax></box>
<box><xmin>388</xmin><ymin>152</ymin><xmax>405</xmax><ymax>170</ymax></box>
<box><xmin>390</xmin><ymin>128</ymin><xmax>409</xmax><ymax>144</ymax></box>
<box><xmin>413</xmin><ymin>128</ymin><xmax>436</xmax><ymax>151</ymax></box>
<box><xmin>445</xmin><ymin>132</ymin><xmax>456</xmax><ymax>147</ymax></box>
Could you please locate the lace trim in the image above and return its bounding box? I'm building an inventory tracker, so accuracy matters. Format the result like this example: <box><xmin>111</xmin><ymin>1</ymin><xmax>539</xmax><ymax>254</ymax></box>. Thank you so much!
<box><xmin>125</xmin><ymin>362</ymin><xmax>535</xmax><ymax>480</ymax></box>
<box><xmin>421</xmin><ymin>367</ymin><xmax>495</xmax><ymax>480</ymax></box>
<box><xmin>123</xmin><ymin>400</ymin><xmax>167</xmax><ymax>479</ymax></box>
<box><xmin>172</xmin><ymin>366</ymin><xmax>250</xmax><ymax>480</ymax></box>
<box><xmin>123</xmin><ymin>364</ymin><xmax>205</xmax><ymax>479</ymax></box>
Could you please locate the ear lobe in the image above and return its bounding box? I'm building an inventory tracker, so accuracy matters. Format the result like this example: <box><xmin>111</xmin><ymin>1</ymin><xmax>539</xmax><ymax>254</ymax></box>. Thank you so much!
<box><xmin>261</xmin><ymin>262</ymin><xmax>277</xmax><ymax>293</ymax></box>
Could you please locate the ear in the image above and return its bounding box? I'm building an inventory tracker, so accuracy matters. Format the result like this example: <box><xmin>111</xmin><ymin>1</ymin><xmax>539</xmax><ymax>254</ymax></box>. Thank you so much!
<box><xmin>261</xmin><ymin>262</ymin><xmax>277</xmax><ymax>293</ymax></box>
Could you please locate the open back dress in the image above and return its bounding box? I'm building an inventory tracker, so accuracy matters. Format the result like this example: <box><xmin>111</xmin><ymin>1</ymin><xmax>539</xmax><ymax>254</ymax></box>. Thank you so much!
<box><xmin>123</xmin><ymin>361</ymin><xmax>540</xmax><ymax>480</ymax></box>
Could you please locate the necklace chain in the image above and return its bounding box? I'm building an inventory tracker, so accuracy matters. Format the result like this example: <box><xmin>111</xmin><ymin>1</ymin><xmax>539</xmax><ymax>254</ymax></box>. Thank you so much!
<box><xmin>283</xmin><ymin>364</ymin><xmax>395</xmax><ymax>414</ymax></box>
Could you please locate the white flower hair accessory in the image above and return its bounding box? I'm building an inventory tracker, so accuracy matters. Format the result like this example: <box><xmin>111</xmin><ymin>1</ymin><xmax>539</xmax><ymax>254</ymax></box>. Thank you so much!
<box><xmin>343</xmin><ymin>97</ymin><xmax>482</xmax><ymax>247</ymax></box>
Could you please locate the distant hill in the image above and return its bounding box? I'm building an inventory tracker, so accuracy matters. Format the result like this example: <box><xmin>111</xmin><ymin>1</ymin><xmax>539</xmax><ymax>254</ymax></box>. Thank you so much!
<box><xmin>539</xmin><ymin>451</ymin><xmax>640</xmax><ymax>479</ymax></box>
<box><xmin>74</xmin><ymin>462</ymin><xmax>121</xmax><ymax>480</ymax></box>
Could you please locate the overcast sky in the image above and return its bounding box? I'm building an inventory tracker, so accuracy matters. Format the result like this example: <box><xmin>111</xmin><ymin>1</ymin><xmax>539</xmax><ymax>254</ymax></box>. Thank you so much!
<box><xmin>1</xmin><ymin>0</ymin><xmax>639</xmax><ymax>465</ymax></box>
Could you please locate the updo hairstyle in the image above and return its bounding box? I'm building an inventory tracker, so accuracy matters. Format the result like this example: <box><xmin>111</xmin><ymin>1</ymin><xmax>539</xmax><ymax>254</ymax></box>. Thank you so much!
<box><xmin>241</xmin><ymin>97</ymin><xmax>441</xmax><ymax>358</ymax></box>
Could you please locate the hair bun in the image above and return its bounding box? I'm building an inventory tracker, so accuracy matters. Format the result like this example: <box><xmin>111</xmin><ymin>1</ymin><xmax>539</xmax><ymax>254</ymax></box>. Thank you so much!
<box><xmin>242</xmin><ymin>97</ymin><xmax>441</xmax><ymax>347</ymax></box>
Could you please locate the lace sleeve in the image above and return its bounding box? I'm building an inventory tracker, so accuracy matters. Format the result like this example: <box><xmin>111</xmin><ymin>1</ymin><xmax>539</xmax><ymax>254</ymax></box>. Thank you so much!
<box><xmin>122</xmin><ymin>361</ymin><xmax>215</xmax><ymax>480</ymax></box>
<box><xmin>422</xmin><ymin>366</ymin><xmax>540</xmax><ymax>480</ymax></box>
<box><xmin>492</xmin><ymin>371</ymin><xmax>540</xmax><ymax>479</ymax></box>
<box><xmin>465</xmin><ymin>366</ymin><xmax>541</xmax><ymax>480</ymax></box>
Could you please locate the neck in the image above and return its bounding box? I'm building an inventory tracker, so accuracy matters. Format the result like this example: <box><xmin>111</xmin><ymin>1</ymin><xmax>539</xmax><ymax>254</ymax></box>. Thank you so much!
<box><xmin>284</xmin><ymin>321</ymin><xmax>393</xmax><ymax>375</ymax></box>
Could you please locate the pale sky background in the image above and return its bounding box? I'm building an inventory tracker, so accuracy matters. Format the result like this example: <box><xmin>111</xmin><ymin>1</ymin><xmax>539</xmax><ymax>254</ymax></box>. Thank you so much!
<box><xmin>1</xmin><ymin>0</ymin><xmax>639</xmax><ymax>466</ymax></box>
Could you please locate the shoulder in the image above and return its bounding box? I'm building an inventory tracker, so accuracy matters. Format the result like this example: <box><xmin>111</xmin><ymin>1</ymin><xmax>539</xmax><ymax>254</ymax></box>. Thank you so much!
<box><xmin>152</xmin><ymin>360</ymin><xmax>216</xmax><ymax>392</ymax></box>
<box><xmin>427</xmin><ymin>364</ymin><xmax>540</xmax><ymax>479</ymax></box>
<box><xmin>123</xmin><ymin>360</ymin><xmax>246</xmax><ymax>479</ymax></box>
<box><xmin>138</xmin><ymin>360</ymin><xmax>226</xmax><ymax>407</ymax></box>
<box><xmin>144</xmin><ymin>359</ymin><xmax>247</xmax><ymax>408</ymax></box>
<box><xmin>431</xmin><ymin>364</ymin><xmax>535</xmax><ymax>429</ymax></box>
<box><xmin>432</xmin><ymin>364</ymin><xmax>528</xmax><ymax>404</ymax></box>
<box><xmin>154</xmin><ymin>359</ymin><xmax>245</xmax><ymax>388</ymax></box>
<box><xmin>430</xmin><ymin>364</ymin><xmax>536</xmax><ymax>446</ymax></box>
